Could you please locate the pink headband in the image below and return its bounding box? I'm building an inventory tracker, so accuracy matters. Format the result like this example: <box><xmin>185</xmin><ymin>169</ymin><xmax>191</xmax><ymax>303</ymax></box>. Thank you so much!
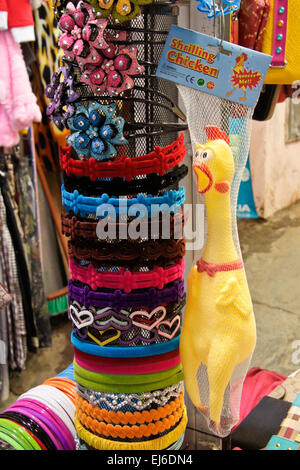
<box><xmin>73</xmin><ymin>347</ymin><xmax>181</xmax><ymax>375</ymax></box>
<box><xmin>69</xmin><ymin>258</ymin><xmax>185</xmax><ymax>293</ymax></box>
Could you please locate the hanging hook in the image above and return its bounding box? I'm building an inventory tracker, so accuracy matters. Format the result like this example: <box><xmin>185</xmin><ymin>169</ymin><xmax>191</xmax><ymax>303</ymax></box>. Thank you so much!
<box><xmin>219</xmin><ymin>1</ymin><xmax>225</xmax><ymax>50</ymax></box>
<box><xmin>212</xmin><ymin>0</ymin><xmax>217</xmax><ymax>38</ymax></box>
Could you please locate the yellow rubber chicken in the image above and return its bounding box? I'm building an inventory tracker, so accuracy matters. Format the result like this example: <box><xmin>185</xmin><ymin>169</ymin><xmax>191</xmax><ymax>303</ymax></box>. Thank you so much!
<box><xmin>180</xmin><ymin>126</ymin><xmax>256</xmax><ymax>430</ymax></box>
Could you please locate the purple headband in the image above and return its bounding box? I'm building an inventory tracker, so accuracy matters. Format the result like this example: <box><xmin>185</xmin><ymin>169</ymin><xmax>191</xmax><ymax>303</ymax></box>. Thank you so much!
<box><xmin>68</xmin><ymin>279</ymin><xmax>185</xmax><ymax>311</ymax></box>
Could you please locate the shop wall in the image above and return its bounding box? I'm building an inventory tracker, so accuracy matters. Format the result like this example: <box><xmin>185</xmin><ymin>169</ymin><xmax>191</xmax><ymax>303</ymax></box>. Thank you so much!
<box><xmin>251</xmin><ymin>101</ymin><xmax>300</xmax><ymax>218</ymax></box>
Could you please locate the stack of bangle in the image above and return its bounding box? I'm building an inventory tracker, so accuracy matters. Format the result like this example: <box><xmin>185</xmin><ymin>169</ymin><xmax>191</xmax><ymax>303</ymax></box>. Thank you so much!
<box><xmin>0</xmin><ymin>376</ymin><xmax>77</xmax><ymax>450</ymax></box>
<box><xmin>49</xmin><ymin>0</ymin><xmax>188</xmax><ymax>451</ymax></box>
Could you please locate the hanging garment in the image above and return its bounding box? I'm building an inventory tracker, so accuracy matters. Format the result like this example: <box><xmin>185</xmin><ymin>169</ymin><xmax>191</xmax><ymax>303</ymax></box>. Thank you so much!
<box><xmin>0</xmin><ymin>174</ymin><xmax>38</xmax><ymax>353</ymax></box>
<box><xmin>238</xmin><ymin>0</ymin><xmax>271</xmax><ymax>51</ymax></box>
<box><xmin>0</xmin><ymin>29</ymin><xmax>41</xmax><ymax>147</ymax></box>
<box><xmin>16</xmin><ymin>156</ymin><xmax>52</xmax><ymax>347</ymax></box>
<box><xmin>0</xmin><ymin>189</ymin><xmax>27</xmax><ymax>371</ymax></box>
<box><xmin>0</xmin><ymin>0</ymin><xmax>35</xmax><ymax>43</ymax></box>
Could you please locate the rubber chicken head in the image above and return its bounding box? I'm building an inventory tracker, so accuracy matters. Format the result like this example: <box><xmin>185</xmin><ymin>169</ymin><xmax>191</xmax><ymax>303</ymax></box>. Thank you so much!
<box><xmin>193</xmin><ymin>126</ymin><xmax>234</xmax><ymax>195</ymax></box>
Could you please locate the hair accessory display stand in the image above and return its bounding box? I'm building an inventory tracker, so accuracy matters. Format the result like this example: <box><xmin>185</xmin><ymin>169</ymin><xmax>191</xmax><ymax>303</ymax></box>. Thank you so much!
<box><xmin>50</xmin><ymin>0</ymin><xmax>188</xmax><ymax>450</ymax></box>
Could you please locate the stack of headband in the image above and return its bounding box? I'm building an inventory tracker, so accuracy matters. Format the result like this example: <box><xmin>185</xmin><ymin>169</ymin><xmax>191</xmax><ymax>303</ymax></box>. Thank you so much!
<box><xmin>0</xmin><ymin>375</ymin><xmax>77</xmax><ymax>450</ymax></box>
<box><xmin>0</xmin><ymin>364</ymin><xmax>186</xmax><ymax>450</ymax></box>
<box><xmin>47</xmin><ymin>0</ymin><xmax>188</xmax><ymax>450</ymax></box>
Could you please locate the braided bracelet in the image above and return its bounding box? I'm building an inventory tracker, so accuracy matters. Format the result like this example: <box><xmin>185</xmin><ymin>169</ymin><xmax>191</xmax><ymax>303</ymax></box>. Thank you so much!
<box><xmin>62</xmin><ymin>211</ymin><xmax>186</xmax><ymax>241</ymax></box>
<box><xmin>69</xmin><ymin>296</ymin><xmax>185</xmax><ymax>347</ymax></box>
<box><xmin>68</xmin><ymin>278</ymin><xmax>185</xmax><ymax>310</ymax></box>
<box><xmin>59</xmin><ymin>133</ymin><xmax>186</xmax><ymax>181</ymax></box>
<box><xmin>62</xmin><ymin>185</ymin><xmax>185</xmax><ymax>218</ymax></box>
<box><xmin>76</xmin><ymin>405</ymin><xmax>183</xmax><ymax>440</ymax></box>
<box><xmin>63</xmin><ymin>164</ymin><xmax>188</xmax><ymax>197</ymax></box>
<box><xmin>76</xmin><ymin>391</ymin><xmax>184</xmax><ymax>426</ymax></box>
<box><xmin>73</xmin><ymin>348</ymin><xmax>181</xmax><ymax>375</ymax></box>
<box><xmin>69</xmin><ymin>257</ymin><xmax>184</xmax><ymax>292</ymax></box>
<box><xmin>76</xmin><ymin>381</ymin><xmax>184</xmax><ymax>412</ymax></box>
<box><xmin>74</xmin><ymin>408</ymin><xmax>187</xmax><ymax>450</ymax></box>
<box><xmin>68</xmin><ymin>239</ymin><xmax>186</xmax><ymax>266</ymax></box>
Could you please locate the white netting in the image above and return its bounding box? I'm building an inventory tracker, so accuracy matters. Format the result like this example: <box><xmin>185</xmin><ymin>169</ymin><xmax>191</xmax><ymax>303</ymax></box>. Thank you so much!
<box><xmin>179</xmin><ymin>85</ymin><xmax>256</xmax><ymax>437</ymax></box>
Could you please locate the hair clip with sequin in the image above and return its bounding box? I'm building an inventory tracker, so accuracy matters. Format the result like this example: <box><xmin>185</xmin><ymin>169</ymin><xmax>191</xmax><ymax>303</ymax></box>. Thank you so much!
<box><xmin>67</xmin><ymin>101</ymin><xmax>127</xmax><ymax>159</ymax></box>
<box><xmin>80</xmin><ymin>44</ymin><xmax>145</xmax><ymax>96</ymax></box>
<box><xmin>45</xmin><ymin>65</ymin><xmax>81</xmax><ymax>130</ymax></box>
<box><xmin>59</xmin><ymin>1</ymin><xmax>109</xmax><ymax>67</ymax></box>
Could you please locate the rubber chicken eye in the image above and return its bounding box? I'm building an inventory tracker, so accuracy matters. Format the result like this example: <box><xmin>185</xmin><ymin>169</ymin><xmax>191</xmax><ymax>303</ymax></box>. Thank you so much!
<box><xmin>201</xmin><ymin>148</ymin><xmax>214</xmax><ymax>161</ymax></box>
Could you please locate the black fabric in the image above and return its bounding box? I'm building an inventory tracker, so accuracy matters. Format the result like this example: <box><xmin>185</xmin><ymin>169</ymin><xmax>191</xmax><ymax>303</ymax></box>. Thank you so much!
<box><xmin>231</xmin><ymin>396</ymin><xmax>292</xmax><ymax>450</ymax></box>
<box><xmin>0</xmin><ymin>176</ymin><xmax>38</xmax><ymax>353</ymax></box>
<box><xmin>253</xmin><ymin>85</ymin><xmax>279</xmax><ymax>121</ymax></box>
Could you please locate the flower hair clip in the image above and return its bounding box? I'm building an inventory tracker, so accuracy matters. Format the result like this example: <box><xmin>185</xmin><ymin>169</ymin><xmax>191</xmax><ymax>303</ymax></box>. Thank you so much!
<box><xmin>45</xmin><ymin>65</ymin><xmax>81</xmax><ymax>130</ymax></box>
<box><xmin>80</xmin><ymin>44</ymin><xmax>144</xmax><ymax>96</ymax></box>
<box><xmin>67</xmin><ymin>101</ymin><xmax>127</xmax><ymax>160</ymax></box>
<box><xmin>89</xmin><ymin>0</ymin><xmax>153</xmax><ymax>24</ymax></box>
<box><xmin>59</xmin><ymin>1</ymin><xmax>109</xmax><ymax>67</ymax></box>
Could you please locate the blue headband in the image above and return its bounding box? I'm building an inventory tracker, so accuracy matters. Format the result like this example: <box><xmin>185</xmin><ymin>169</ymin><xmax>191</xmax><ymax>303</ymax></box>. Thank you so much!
<box><xmin>61</xmin><ymin>185</ymin><xmax>185</xmax><ymax>218</ymax></box>
<box><xmin>71</xmin><ymin>331</ymin><xmax>180</xmax><ymax>358</ymax></box>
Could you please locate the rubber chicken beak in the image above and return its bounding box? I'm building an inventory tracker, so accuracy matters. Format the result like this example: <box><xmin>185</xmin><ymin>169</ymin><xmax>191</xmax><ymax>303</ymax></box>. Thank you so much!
<box><xmin>193</xmin><ymin>163</ymin><xmax>213</xmax><ymax>194</ymax></box>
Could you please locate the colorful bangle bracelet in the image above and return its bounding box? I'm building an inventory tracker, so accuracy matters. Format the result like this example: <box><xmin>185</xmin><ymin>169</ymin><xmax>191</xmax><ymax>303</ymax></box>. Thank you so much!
<box><xmin>76</xmin><ymin>381</ymin><xmax>184</xmax><ymax>412</ymax></box>
<box><xmin>19</xmin><ymin>385</ymin><xmax>76</xmax><ymax>437</ymax></box>
<box><xmin>62</xmin><ymin>185</ymin><xmax>185</xmax><ymax>218</ymax></box>
<box><xmin>1</xmin><ymin>411</ymin><xmax>47</xmax><ymax>450</ymax></box>
<box><xmin>68</xmin><ymin>238</ymin><xmax>186</xmax><ymax>264</ymax></box>
<box><xmin>76</xmin><ymin>406</ymin><xmax>183</xmax><ymax>440</ymax></box>
<box><xmin>69</xmin><ymin>296</ymin><xmax>185</xmax><ymax>347</ymax></box>
<box><xmin>63</xmin><ymin>164</ymin><xmax>188</xmax><ymax>197</ymax></box>
<box><xmin>0</xmin><ymin>418</ymin><xmax>39</xmax><ymax>450</ymax></box>
<box><xmin>0</xmin><ymin>411</ymin><xmax>54</xmax><ymax>450</ymax></box>
<box><xmin>71</xmin><ymin>329</ymin><xmax>180</xmax><ymax>358</ymax></box>
<box><xmin>75</xmin><ymin>407</ymin><xmax>187</xmax><ymax>451</ymax></box>
<box><xmin>0</xmin><ymin>429</ymin><xmax>24</xmax><ymax>450</ymax></box>
<box><xmin>3</xmin><ymin>406</ymin><xmax>63</xmax><ymax>450</ymax></box>
<box><xmin>68</xmin><ymin>279</ymin><xmax>185</xmax><ymax>310</ymax></box>
<box><xmin>76</xmin><ymin>391</ymin><xmax>184</xmax><ymax>425</ymax></box>
<box><xmin>5</xmin><ymin>404</ymin><xmax>69</xmax><ymax>450</ymax></box>
<box><xmin>9</xmin><ymin>398</ymin><xmax>75</xmax><ymax>450</ymax></box>
<box><xmin>69</xmin><ymin>257</ymin><xmax>184</xmax><ymax>292</ymax></box>
<box><xmin>73</xmin><ymin>347</ymin><xmax>181</xmax><ymax>375</ymax></box>
<box><xmin>62</xmin><ymin>211</ymin><xmax>186</xmax><ymax>241</ymax></box>
<box><xmin>43</xmin><ymin>378</ymin><xmax>76</xmax><ymax>405</ymax></box>
<box><xmin>59</xmin><ymin>133</ymin><xmax>186</xmax><ymax>181</ymax></box>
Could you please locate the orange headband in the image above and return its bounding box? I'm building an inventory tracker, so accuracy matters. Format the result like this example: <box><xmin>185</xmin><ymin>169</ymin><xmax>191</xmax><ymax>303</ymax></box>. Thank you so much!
<box><xmin>76</xmin><ymin>406</ymin><xmax>184</xmax><ymax>439</ymax></box>
<box><xmin>76</xmin><ymin>391</ymin><xmax>184</xmax><ymax>426</ymax></box>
